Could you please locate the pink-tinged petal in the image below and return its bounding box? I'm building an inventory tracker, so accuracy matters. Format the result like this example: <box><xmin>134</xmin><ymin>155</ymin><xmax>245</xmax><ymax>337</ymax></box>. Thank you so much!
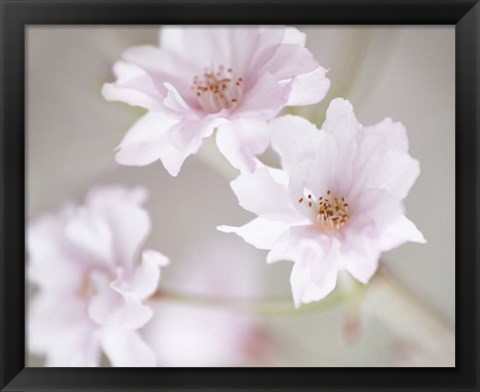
<box><xmin>112</xmin><ymin>60</ymin><xmax>144</xmax><ymax>80</ymax></box>
<box><xmin>376</xmin><ymin>152</ymin><xmax>420</xmax><ymax>200</ymax></box>
<box><xmin>163</xmin><ymin>82</ymin><xmax>196</xmax><ymax>115</ymax></box>
<box><xmin>218</xmin><ymin>217</ymin><xmax>291</xmax><ymax>251</ymax></box>
<box><xmin>44</xmin><ymin>325</ymin><xmax>101</xmax><ymax>367</ymax></box>
<box><xmin>254</xmin><ymin>158</ymin><xmax>290</xmax><ymax>186</ymax></box>
<box><xmin>130</xmin><ymin>250</ymin><xmax>169</xmax><ymax>300</ymax></box>
<box><xmin>354</xmin><ymin>130</ymin><xmax>421</xmax><ymax>199</ymax></box>
<box><xmin>260</xmin><ymin>44</ymin><xmax>319</xmax><ymax>82</ymax></box>
<box><xmin>363</xmin><ymin>117</ymin><xmax>409</xmax><ymax>153</ymax></box>
<box><xmin>379</xmin><ymin>214</ymin><xmax>426</xmax><ymax>251</ymax></box>
<box><xmin>122</xmin><ymin>45</ymin><xmax>199</xmax><ymax>78</ymax></box>
<box><xmin>115</xmin><ymin>112</ymin><xmax>179</xmax><ymax>167</ymax></box>
<box><xmin>142</xmin><ymin>249</ymin><xmax>170</xmax><ymax>267</ymax></box>
<box><xmin>231</xmin><ymin>167</ymin><xmax>301</xmax><ymax>223</ymax></box>
<box><xmin>160</xmin><ymin>27</ymin><xmax>260</xmax><ymax>76</ymax></box>
<box><xmin>101</xmin><ymin>327</ymin><xmax>156</xmax><ymax>367</ymax></box>
<box><xmin>317</xmin><ymin>99</ymin><xmax>361</xmax><ymax>193</ymax></box>
<box><xmin>287</xmin><ymin>160</ymin><xmax>319</xmax><ymax>220</ymax></box>
<box><xmin>87</xmin><ymin>271</ymin><xmax>119</xmax><ymax>325</ymax></box>
<box><xmin>168</xmin><ymin>116</ymin><xmax>225</xmax><ymax>151</ymax></box>
<box><xmin>109</xmin><ymin>279</ymin><xmax>153</xmax><ymax>329</ymax></box>
<box><xmin>349</xmin><ymin>188</ymin><xmax>404</xmax><ymax>234</ymax></box>
<box><xmin>339</xmin><ymin>197</ymin><xmax>411</xmax><ymax>285</ymax></box>
<box><xmin>144</xmin><ymin>302</ymin><xmax>255</xmax><ymax>366</ymax></box>
<box><xmin>266</xmin><ymin>224</ymin><xmax>322</xmax><ymax>264</ymax></box>
<box><xmin>285</xmin><ymin>66</ymin><xmax>331</xmax><ymax>106</ymax></box>
<box><xmin>159</xmin><ymin>27</ymin><xmax>228</xmax><ymax>67</ymax></box>
<box><xmin>29</xmin><ymin>292</ymin><xmax>85</xmax><ymax>349</ymax></box>
<box><xmin>159</xmin><ymin>138</ymin><xmax>198</xmax><ymax>177</ymax></box>
<box><xmin>29</xmin><ymin>292</ymin><xmax>100</xmax><ymax>367</ymax></box>
<box><xmin>216</xmin><ymin>118</ymin><xmax>272</xmax><ymax>173</ymax></box>
<box><xmin>85</xmin><ymin>187</ymin><xmax>151</xmax><ymax>268</ymax></box>
<box><xmin>290</xmin><ymin>239</ymin><xmax>339</xmax><ymax>307</ymax></box>
<box><xmin>270</xmin><ymin>115</ymin><xmax>318</xmax><ymax>173</ymax></box>
<box><xmin>102</xmin><ymin>62</ymin><xmax>165</xmax><ymax>111</ymax></box>
<box><xmin>101</xmin><ymin>81</ymin><xmax>163</xmax><ymax>111</ymax></box>
<box><xmin>322</xmin><ymin>98</ymin><xmax>361</xmax><ymax>143</ymax></box>
<box><xmin>336</xmin><ymin>221</ymin><xmax>384</xmax><ymax>284</ymax></box>
<box><xmin>249</xmin><ymin>28</ymin><xmax>287</xmax><ymax>71</ymax></box>
<box><xmin>121</xmin><ymin>45</ymin><xmax>200</xmax><ymax>103</ymax></box>
<box><xmin>234</xmin><ymin>72</ymin><xmax>286</xmax><ymax>121</ymax></box>
<box><xmin>250</xmin><ymin>27</ymin><xmax>309</xmax><ymax>73</ymax></box>
<box><xmin>303</xmin><ymin>133</ymin><xmax>338</xmax><ymax>198</ymax></box>
<box><xmin>27</xmin><ymin>209</ymin><xmax>86</xmax><ymax>290</ymax></box>
<box><xmin>342</xmin><ymin>246</ymin><xmax>381</xmax><ymax>284</ymax></box>
<box><xmin>116</xmin><ymin>111</ymin><xmax>201</xmax><ymax>176</ymax></box>
<box><xmin>86</xmin><ymin>184</ymin><xmax>148</xmax><ymax>207</ymax></box>
<box><xmin>282</xmin><ymin>27</ymin><xmax>306</xmax><ymax>46</ymax></box>
<box><xmin>287</xmin><ymin>137</ymin><xmax>339</xmax><ymax>220</ymax></box>
<box><xmin>64</xmin><ymin>208</ymin><xmax>113</xmax><ymax>265</ymax></box>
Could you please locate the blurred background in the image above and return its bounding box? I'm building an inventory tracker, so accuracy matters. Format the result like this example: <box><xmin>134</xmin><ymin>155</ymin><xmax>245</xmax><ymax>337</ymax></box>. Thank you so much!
<box><xmin>27</xmin><ymin>26</ymin><xmax>455</xmax><ymax>367</ymax></box>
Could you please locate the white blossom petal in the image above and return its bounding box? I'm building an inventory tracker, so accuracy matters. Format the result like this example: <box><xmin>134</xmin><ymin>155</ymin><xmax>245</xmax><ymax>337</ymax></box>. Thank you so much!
<box><xmin>322</xmin><ymin>98</ymin><xmax>361</xmax><ymax>143</ymax></box>
<box><xmin>64</xmin><ymin>208</ymin><xmax>113</xmax><ymax>265</ymax></box>
<box><xmin>290</xmin><ymin>240</ymin><xmax>339</xmax><ymax>307</ymax></box>
<box><xmin>160</xmin><ymin>27</ymin><xmax>260</xmax><ymax>76</ymax></box>
<box><xmin>270</xmin><ymin>115</ymin><xmax>318</xmax><ymax>173</ymax></box>
<box><xmin>234</xmin><ymin>72</ymin><xmax>286</xmax><ymax>121</ymax></box>
<box><xmin>379</xmin><ymin>214</ymin><xmax>427</xmax><ymax>251</ymax></box>
<box><xmin>266</xmin><ymin>224</ymin><xmax>323</xmax><ymax>264</ymax></box>
<box><xmin>102</xmin><ymin>61</ymin><xmax>165</xmax><ymax>111</ymax></box>
<box><xmin>86</xmin><ymin>187</ymin><xmax>151</xmax><ymax>269</ymax></box>
<box><xmin>116</xmin><ymin>111</ymin><xmax>178</xmax><ymax>166</ymax></box>
<box><xmin>163</xmin><ymin>82</ymin><xmax>196</xmax><ymax>115</ymax></box>
<box><xmin>101</xmin><ymin>327</ymin><xmax>156</xmax><ymax>367</ymax></box>
<box><xmin>218</xmin><ymin>217</ymin><xmax>291</xmax><ymax>250</ymax></box>
<box><xmin>216</xmin><ymin>118</ymin><xmax>272</xmax><ymax>172</ymax></box>
<box><xmin>342</xmin><ymin>249</ymin><xmax>380</xmax><ymax>284</ymax></box>
<box><xmin>285</xmin><ymin>66</ymin><xmax>331</xmax><ymax>106</ymax></box>
<box><xmin>231</xmin><ymin>167</ymin><xmax>301</xmax><ymax>223</ymax></box>
<box><xmin>115</xmin><ymin>111</ymin><xmax>199</xmax><ymax>176</ymax></box>
<box><xmin>28</xmin><ymin>209</ymin><xmax>85</xmax><ymax>289</ymax></box>
<box><xmin>130</xmin><ymin>250</ymin><xmax>169</xmax><ymax>300</ymax></box>
<box><xmin>259</xmin><ymin>44</ymin><xmax>319</xmax><ymax>82</ymax></box>
<box><xmin>282</xmin><ymin>26</ymin><xmax>306</xmax><ymax>46</ymax></box>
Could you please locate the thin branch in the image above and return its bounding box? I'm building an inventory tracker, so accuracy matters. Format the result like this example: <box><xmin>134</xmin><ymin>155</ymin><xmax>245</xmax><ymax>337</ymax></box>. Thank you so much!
<box><xmin>148</xmin><ymin>279</ymin><xmax>364</xmax><ymax>317</ymax></box>
<box><xmin>364</xmin><ymin>267</ymin><xmax>455</xmax><ymax>366</ymax></box>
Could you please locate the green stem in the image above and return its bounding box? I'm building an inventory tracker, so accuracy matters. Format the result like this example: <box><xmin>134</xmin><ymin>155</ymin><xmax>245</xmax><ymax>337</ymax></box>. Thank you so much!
<box><xmin>149</xmin><ymin>280</ymin><xmax>365</xmax><ymax>317</ymax></box>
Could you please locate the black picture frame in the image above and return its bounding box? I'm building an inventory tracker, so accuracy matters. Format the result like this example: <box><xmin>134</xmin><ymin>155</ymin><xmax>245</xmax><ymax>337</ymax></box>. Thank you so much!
<box><xmin>1</xmin><ymin>0</ymin><xmax>479</xmax><ymax>391</ymax></box>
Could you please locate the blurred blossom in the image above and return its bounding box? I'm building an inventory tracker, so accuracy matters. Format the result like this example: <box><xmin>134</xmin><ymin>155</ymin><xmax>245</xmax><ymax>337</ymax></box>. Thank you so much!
<box><xmin>143</xmin><ymin>303</ymin><xmax>267</xmax><ymax>367</ymax></box>
<box><xmin>102</xmin><ymin>26</ymin><xmax>330</xmax><ymax>175</ymax></box>
<box><xmin>142</xmin><ymin>240</ymin><xmax>272</xmax><ymax>366</ymax></box>
<box><xmin>27</xmin><ymin>185</ymin><xmax>169</xmax><ymax>367</ymax></box>
<box><xmin>219</xmin><ymin>99</ymin><xmax>425</xmax><ymax>307</ymax></box>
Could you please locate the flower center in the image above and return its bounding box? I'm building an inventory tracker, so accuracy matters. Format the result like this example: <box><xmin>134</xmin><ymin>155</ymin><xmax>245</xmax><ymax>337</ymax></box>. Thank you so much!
<box><xmin>192</xmin><ymin>65</ymin><xmax>243</xmax><ymax>113</ymax></box>
<box><xmin>77</xmin><ymin>267</ymin><xmax>110</xmax><ymax>300</ymax></box>
<box><xmin>298</xmin><ymin>190</ymin><xmax>350</xmax><ymax>231</ymax></box>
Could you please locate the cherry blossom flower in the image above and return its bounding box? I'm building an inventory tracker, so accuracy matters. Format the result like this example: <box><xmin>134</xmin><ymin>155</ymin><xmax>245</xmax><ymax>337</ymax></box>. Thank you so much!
<box><xmin>27</xmin><ymin>185</ymin><xmax>169</xmax><ymax>367</ymax></box>
<box><xmin>219</xmin><ymin>99</ymin><xmax>426</xmax><ymax>307</ymax></box>
<box><xmin>141</xmin><ymin>240</ymin><xmax>271</xmax><ymax>366</ymax></box>
<box><xmin>102</xmin><ymin>26</ymin><xmax>330</xmax><ymax>175</ymax></box>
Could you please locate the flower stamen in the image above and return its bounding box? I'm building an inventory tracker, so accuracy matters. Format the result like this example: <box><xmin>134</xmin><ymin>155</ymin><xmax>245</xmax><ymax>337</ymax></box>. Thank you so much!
<box><xmin>298</xmin><ymin>190</ymin><xmax>350</xmax><ymax>231</ymax></box>
<box><xmin>192</xmin><ymin>65</ymin><xmax>243</xmax><ymax>113</ymax></box>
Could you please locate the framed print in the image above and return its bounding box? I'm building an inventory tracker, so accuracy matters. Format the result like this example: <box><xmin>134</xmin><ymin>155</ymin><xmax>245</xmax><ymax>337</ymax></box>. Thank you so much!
<box><xmin>1</xmin><ymin>0</ymin><xmax>479</xmax><ymax>391</ymax></box>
